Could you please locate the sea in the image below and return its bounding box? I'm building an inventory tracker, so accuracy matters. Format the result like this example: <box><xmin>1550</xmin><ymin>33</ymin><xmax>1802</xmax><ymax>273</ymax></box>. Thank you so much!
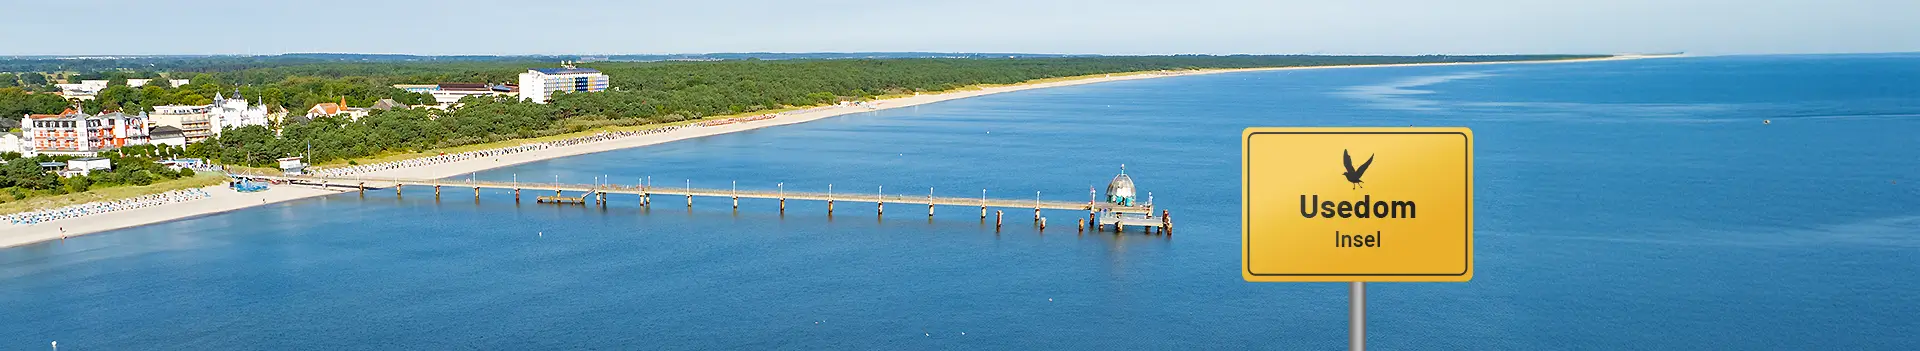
<box><xmin>2</xmin><ymin>54</ymin><xmax>1916</xmax><ymax>350</ymax></box>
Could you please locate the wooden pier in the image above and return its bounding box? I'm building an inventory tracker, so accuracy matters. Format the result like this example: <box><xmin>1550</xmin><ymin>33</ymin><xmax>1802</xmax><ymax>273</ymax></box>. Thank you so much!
<box><xmin>234</xmin><ymin>173</ymin><xmax>1173</xmax><ymax>234</ymax></box>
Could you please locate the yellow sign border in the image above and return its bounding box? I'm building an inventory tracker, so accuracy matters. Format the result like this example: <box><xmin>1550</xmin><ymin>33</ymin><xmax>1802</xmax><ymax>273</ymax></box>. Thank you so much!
<box><xmin>1240</xmin><ymin>127</ymin><xmax>1474</xmax><ymax>282</ymax></box>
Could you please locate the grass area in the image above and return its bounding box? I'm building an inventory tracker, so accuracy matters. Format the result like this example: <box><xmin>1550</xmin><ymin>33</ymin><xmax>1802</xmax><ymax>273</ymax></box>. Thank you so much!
<box><xmin>0</xmin><ymin>173</ymin><xmax>227</xmax><ymax>215</ymax></box>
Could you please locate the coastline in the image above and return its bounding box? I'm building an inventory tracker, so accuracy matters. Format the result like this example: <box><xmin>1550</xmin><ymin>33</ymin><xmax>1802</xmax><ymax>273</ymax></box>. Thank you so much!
<box><xmin>0</xmin><ymin>54</ymin><xmax>1659</xmax><ymax>248</ymax></box>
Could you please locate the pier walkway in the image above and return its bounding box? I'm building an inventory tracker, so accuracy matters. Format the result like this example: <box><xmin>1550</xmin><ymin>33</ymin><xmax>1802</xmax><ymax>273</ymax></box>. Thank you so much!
<box><xmin>230</xmin><ymin>173</ymin><xmax>1172</xmax><ymax>233</ymax></box>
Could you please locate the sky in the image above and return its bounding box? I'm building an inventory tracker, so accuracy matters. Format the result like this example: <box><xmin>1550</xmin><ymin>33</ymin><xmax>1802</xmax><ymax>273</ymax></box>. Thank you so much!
<box><xmin>1</xmin><ymin>0</ymin><xmax>1913</xmax><ymax>56</ymax></box>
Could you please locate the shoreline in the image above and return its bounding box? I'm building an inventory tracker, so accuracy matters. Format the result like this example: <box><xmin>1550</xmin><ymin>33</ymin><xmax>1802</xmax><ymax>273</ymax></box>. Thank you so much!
<box><xmin>0</xmin><ymin>54</ymin><xmax>1660</xmax><ymax>248</ymax></box>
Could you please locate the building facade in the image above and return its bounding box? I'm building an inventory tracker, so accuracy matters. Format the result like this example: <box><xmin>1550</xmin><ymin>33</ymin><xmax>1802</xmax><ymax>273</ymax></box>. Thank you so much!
<box><xmin>517</xmin><ymin>67</ymin><xmax>608</xmax><ymax>103</ymax></box>
<box><xmin>19</xmin><ymin>109</ymin><xmax>149</xmax><ymax>157</ymax></box>
<box><xmin>210</xmin><ymin>92</ymin><xmax>271</xmax><ymax>131</ymax></box>
<box><xmin>0</xmin><ymin>133</ymin><xmax>22</xmax><ymax>155</ymax></box>
<box><xmin>145</xmin><ymin>93</ymin><xmax>270</xmax><ymax>144</ymax></box>
<box><xmin>54</xmin><ymin>79</ymin><xmax>190</xmax><ymax>100</ymax></box>
<box><xmin>148</xmin><ymin>126</ymin><xmax>187</xmax><ymax>147</ymax></box>
<box><xmin>150</xmin><ymin>104</ymin><xmax>216</xmax><ymax>143</ymax></box>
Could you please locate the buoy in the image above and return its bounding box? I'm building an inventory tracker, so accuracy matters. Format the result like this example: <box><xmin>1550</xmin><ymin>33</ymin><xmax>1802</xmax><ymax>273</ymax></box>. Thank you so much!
<box><xmin>1764</xmin><ymin>119</ymin><xmax>1771</xmax><ymax>124</ymax></box>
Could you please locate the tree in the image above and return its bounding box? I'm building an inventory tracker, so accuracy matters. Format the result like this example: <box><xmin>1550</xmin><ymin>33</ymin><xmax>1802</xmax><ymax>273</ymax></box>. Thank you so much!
<box><xmin>4</xmin><ymin>158</ymin><xmax>56</xmax><ymax>190</ymax></box>
<box><xmin>0</xmin><ymin>73</ymin><xmax>17</xmax><ymax>88</ymax></box>
<box><xmin>20</xmin><ymin>72</ymin><xmax>48</xmax><ymax>86</ymax></box>
<box><xmin>128</xmin><ymin>170</ymin><xmax>154</xmax><ymax>186</ymax></box>
<box><xmin>148</xmin><ymin>75</ymin><xmax>172</xmax><ymax>88</ymax></box>
<box><xmin>63</xmin><ymin>176</ymin><xmax>90</xmax><ymax>193</ymax></box>
<box><xmin>106</xmin><ymin>74</ymin><xmax>128</xmax><ymax>87</ymax></box>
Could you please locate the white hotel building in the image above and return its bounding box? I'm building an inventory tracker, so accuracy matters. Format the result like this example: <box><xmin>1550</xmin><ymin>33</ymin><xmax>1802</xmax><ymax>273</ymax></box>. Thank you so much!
<box><xmin>517</xmin><ymin>67</ymin><xmax>609</xmax><ymax>103</ymax></box>
<box><xmin>148</xmin><ymin>92</ymin><xmax>270</xmax><ymax>144</ymax></box>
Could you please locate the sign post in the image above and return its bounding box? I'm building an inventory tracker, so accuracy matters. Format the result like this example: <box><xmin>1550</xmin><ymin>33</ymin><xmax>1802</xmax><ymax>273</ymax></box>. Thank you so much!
<box><xmin>1241</xmin><ymin>127</ymin><xmax>1474</xmax><ymax>350</ymax></box>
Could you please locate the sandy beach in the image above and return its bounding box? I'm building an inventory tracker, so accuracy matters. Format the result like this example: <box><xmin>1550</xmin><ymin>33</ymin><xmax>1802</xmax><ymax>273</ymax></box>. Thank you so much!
<box><xmin>0</xmin><ymin>55</ymin><xmax>1660</xmax><ymax>248</ymax></box>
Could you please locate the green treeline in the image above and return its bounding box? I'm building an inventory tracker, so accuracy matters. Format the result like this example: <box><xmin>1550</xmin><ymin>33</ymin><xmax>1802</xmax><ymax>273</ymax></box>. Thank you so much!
<box><xmin>4</xmin><ymin>55</ymin><xmax>1603</xmax><ymax>166</ymax></box>
<box><xmin>1</xmin><ymin>150</ymin><xmax>197</xmax><ymax>197</ymax></box>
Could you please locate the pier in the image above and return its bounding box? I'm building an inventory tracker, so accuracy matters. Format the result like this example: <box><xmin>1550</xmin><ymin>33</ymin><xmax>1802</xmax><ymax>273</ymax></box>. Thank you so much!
<box><xmin>233</xmin><ymin>171</ymin><xmax>1173</xmax><ymax>234</ymax></box>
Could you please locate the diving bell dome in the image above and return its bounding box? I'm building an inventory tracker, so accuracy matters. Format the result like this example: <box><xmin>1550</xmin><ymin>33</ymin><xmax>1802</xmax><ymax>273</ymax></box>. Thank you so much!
<box><xmin>1105</xmin><ymin>169</ymin><xmax>1138</xmax><ymax>206</ymax></box>
<box><xmin>1106</xmin><ymin>174</ymin><xmax>1136</xmax><ymax>199</ymax></box>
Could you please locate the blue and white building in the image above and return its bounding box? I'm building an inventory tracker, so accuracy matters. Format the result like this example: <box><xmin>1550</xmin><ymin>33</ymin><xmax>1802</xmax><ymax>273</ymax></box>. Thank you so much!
<box><xmin>517</xmin><ymin>65</ymin><xmax>609</xmax><ymax>103</ymax></box>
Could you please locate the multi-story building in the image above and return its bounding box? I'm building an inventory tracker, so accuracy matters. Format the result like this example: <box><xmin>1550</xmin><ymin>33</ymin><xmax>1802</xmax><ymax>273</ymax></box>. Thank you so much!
<box><xmin>145</xmin><ymin>92</ymin><xmax>269</xmax><ymax>144</ymax></box>
<box><xmin>19</xmin><ymin>109</ymin><xmax>149</xmax><ymax>157</ymax></box>
<box><xmin>393</xmin><ymin>83</ymin><xmax>518</xmax><ymax>105</ymax></box>
<box><xmin>54</xmin><ymin>78</ymin><xmax>190</xmax><ymax>100</ymax></box>
<box><xmin>150</xmin><ymin>104</ymin><xmax>216</xmax><ymax>143</ymax></box>
<box><xmin>517</xmin><ymin>66</ymin><xmax>608</xmax><ymax>103</ymax></box>
<box><xmin>0</xmin><ymin>132</ymin><xmax>24</xmax><ymax>155</ymax></box>
<box><xmin>210</xmin><ymin>92</ymin><xmax>270</xmax><ymax>130</ymax></box>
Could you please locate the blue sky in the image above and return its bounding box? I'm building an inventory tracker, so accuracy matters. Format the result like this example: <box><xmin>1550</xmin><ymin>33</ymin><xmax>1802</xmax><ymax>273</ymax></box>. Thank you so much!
<box><xmin>1</xmin><ymin>0</ymin><xmax>1912</xmax><ymax>56</ymax></box>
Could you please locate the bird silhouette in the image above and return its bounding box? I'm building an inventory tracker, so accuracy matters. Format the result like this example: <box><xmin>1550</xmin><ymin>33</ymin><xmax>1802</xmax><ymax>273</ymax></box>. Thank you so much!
<box><xmin>1343</xmin><ymin>149</ymin><xmax>1374</xmax><ymax>189</ymax></box>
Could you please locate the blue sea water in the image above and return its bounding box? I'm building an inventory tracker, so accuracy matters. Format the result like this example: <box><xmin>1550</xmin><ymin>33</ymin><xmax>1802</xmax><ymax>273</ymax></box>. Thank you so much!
<box><xmin>3</xmin><ymin>54</ymin><xmax>1918</xmax><ymax>349</ymax></box>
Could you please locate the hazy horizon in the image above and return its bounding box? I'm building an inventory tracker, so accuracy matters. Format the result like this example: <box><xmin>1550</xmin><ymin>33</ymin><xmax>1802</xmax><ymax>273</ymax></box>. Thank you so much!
<box><xmin>1</xmin><ymin>0</ymin><xmax>1914</xmax><ymax>56</ymax></box>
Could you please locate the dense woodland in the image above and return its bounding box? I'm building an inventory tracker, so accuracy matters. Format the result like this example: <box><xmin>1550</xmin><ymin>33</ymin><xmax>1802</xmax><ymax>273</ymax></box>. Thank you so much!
<box><xmin>1</xmin><ymin>54</ymin><xmax>1603</xmax><ymax>167</ymax></box>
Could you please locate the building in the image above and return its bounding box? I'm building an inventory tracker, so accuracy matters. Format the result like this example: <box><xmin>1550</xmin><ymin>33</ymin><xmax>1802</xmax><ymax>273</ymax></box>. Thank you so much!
<box><xmin>306</xmin><ymin>99</ymin><xmax>371</xmax><ymax>120</ymax></box>
<box><xmin>65</xmin><ymin>157</ymin><xmax>111</xmax><ymax>177</ymax></box>
<box><xmin>517</xmin><ymin>65</ymin><xmax>608</xmax><ymax>103</ymax></box>
<box><xmin>210</xmin><ymin>92</ymin><xmax>271</xmax><ymax>131</ymax></box>
<box><xmin>399</xmin><ymin>83</ymin><xmax>518</xmax><ymax>105</ymax></box>
<box><xmin>146</xmin><ymin>92</ymin><xmax>270</xmax><ymax>144</ymax></box>
<box><xmin>277</xmin><ymin>157</ymin><xmax>306</xmax><ymax>175</ymax></box>
<box><xmin>149</xmin><ymin>126</ymin><xmax>187</xmax><ymax>147</ymax></box>
<box><xmin>20</xmin><ymin>109</ymin><xmax>149</xmax><ymax>157</ymax></box>
<box><xmin>0</xmin><ymin>132</ymin><xmax>22</xmax><ymax>155</ymax></box>
<box><xmin>370</xmin><ymin>99</ymin><xmax>408</xmax><ymax>111</ymax></box>
<box><xmin>393</xmin><ymin>84</ymin><xmax>438</xmax><ymax>93</ymax></box>
<box><xmin>54</xmin><ymin>78</ymin><xmax>189</xmax><ymax>100</ymax></box>
<box><xmin>150</xmin><ymin>104</ymin><xmax>216</xmax><ymax>143</ymax></box>
<box><xmin>431</xmin><ymin>83</ymin><xmax>498</xmax><ymax>104</ymax></box>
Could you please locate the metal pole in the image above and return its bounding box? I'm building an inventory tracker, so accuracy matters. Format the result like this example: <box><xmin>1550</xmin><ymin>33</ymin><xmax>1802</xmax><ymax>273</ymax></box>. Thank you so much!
<box><xmin>1351</xmin><ymin>282</ymin><xmax>1366</xmax><ymax>351</ymax></box>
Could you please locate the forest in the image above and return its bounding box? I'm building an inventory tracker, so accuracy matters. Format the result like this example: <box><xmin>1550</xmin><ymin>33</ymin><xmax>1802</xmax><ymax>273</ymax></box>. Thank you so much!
<box><xmin>1</xmin><ymin>54</ymin><xmax>1605</xmax><ymax>166</ymax></box>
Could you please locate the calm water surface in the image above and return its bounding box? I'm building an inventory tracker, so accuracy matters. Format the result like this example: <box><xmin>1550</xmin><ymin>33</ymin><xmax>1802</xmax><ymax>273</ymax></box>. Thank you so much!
<box><xmin>4</xmin><ymin>54</ymin><xmax>1917</xmax><ymax>349</ymax></box>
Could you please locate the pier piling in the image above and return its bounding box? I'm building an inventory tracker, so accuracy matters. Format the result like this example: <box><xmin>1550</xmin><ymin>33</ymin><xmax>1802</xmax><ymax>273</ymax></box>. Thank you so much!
<box><xmin>396</xmin><ymin>184</ymin><xmax>402</xmax><ymax>197</ymax></box>
<box><xmin>434</xmin><ymin>185</ymin><xmax>440</xmax><ymax>198</ymax></box>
